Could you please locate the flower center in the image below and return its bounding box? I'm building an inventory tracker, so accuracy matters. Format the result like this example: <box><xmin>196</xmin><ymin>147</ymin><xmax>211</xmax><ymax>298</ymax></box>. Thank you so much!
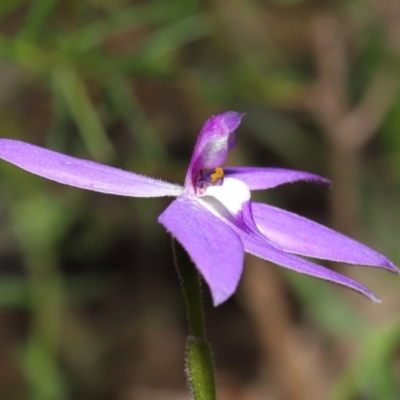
<box><xmin>196</xmin><ymin>167</ymin><xmax>224</xmax><ymax>194</ymax></box>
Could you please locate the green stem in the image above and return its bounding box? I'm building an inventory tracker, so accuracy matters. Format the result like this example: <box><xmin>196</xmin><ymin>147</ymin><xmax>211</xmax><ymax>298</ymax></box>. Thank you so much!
<box><xmin>172</xmin><ymin>238</ymin><xmax>216</xmax><ymax>400</ymax></box>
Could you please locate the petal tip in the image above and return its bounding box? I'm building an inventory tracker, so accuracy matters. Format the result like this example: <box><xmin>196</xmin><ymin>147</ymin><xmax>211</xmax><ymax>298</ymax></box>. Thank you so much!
<box><xmin>209</xmin><ymin>282</ymin><xmax>238</xmax><ymax>307</ymax></box>
<box><xmin>355</xmin><ymin>285</ymin><xmax>381</xmax><ymax>303</ymax></box>
<box><xmin>387</xmin><ymin>261</ymin><xmax>400</xmax><ymax>274</ymax></box>
<box><xmin>321</xmin><ymin>177</ymin><xmax>332</xmax><ymax>187</ymax></box>
<box><xmin>211</xmin><ymin>290</ymin><xmax>231</xmax><ymax>306</ymax></box>
<box><xmin>307</xmin><ymin>176</ymin><xmax>331</xmax><ymax>187</ymax></box>
<box><xmin>220</xmin><ymin>111</ymin><xmax>246</xmax><ymax>132</ymax></box>
<box><xmin>376</xmin><ymin>258</ymin><xmax>399</xmax><ymax>274</ymax></box>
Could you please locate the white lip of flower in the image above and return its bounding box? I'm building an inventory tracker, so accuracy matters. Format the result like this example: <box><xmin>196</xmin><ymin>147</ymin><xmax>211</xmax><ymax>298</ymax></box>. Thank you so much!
<box><xmin>197</xmin><ymin>177</ymin><xmax>251</xmax><ymax>222</ymax></box>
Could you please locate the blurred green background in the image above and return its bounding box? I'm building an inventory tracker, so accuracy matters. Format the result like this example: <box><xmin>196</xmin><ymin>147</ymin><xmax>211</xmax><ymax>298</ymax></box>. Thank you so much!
<box><xmin>0</xmin><ymin>0</ymin><xmax>400</xmax><ymax>399</ymax></box>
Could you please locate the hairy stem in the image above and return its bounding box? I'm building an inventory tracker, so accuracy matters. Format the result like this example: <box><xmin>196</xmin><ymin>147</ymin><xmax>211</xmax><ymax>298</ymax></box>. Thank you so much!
<box><xmin>172</xmin><ymin>237</ymin><xmax>216</xmax><ymax>400</ymax></box>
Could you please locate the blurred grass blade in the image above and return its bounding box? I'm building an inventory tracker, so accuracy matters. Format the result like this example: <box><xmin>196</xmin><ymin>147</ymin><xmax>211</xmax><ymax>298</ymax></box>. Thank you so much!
<box><xmin>19</xmin><ymin>0</ymin><xmax>61</xmax><ymax>42</ymax></box>
<box><xmin>245</xmin><ymin>107</ymin><xmax>327</xmax><ymax>173</ymax></box>
<box><xmin>55</xmin><ymin>68</ymin><xmax>115</xmax><ymax>161</ymax></box>
<box><xmin>0</xmin><ymin>34</ymin><xmax>53</xmax><ymax>72</ymax></box>
<box><xmin>61</xmin><ymin>0</ymin><xmax>191</xmax><ymax>54</ymax></box>
<box><xmin>137</xmin><ymin>14</ymin><xmax>210</xmax><ymax>61</ymax></box>
<box><xmin>105</xmin><ymin>75</ymin><xmax>167</xmax><ymax>161</ymax></box>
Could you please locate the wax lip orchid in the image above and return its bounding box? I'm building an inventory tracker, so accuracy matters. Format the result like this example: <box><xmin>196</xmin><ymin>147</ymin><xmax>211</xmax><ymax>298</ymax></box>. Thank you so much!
<box><xmin>0</xmin><ymin>112</ymin><xmax>397</xmax><ymax>305</ymax></box>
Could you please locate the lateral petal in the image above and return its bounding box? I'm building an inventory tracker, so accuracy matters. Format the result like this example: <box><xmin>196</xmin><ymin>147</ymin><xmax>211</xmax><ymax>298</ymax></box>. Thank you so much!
<box><xmin>0</xmin><ymin>139</ymin><xmax>183</xmax><ymax>197</ymax></box>
<box><xmin>252</xmin><ymin>203</ymin><xmax>398</xmax><ymax>273</ymax></box>
<box><xmin>224</xmin><ymin>167</ymin><xmax>330</xmax><ymax>190</ymax></box>
<box><xmin>238</xmin><ymin>228</ymin><xmax>381</xmax><ymax>302</ymax></box>
<box><xmin>210</xmin><ymin>200</ymin><xmax>382</xmax><ymax>302</ymax></box>
<box><xmin>158</xmin><ymin>195</ymin><xmax>244</xmax><ymax>305</ymax></box>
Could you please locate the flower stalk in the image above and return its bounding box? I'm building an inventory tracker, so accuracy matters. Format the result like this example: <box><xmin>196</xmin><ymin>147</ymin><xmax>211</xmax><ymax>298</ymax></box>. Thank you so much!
<box><xmin>172</xmin><ymin>238</ymin><xmax>216</xmax><ymax>400</ymax></box>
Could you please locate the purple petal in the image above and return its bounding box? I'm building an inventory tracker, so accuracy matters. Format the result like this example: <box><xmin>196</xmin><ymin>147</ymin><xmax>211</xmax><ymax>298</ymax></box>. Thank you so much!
<box><xmin>224</xmin><ymin>167</ymin><xmax>330</xmax><ymax>191</ymax></box>
<box><xmin>214</xmin><ymin>200</ymin><xmax>381</xmax><ymax>302</ymax></box>
<box><xmin>252</xmin><ymin>203</ymin><xmax>398</xmax><ymax>273</ymax></box>
<box><xmin>185</xmin><ymin>112</ymin><xmax>245</xmax><ymax>191</ymax></box>
<box><xmin>158</xmin><ymin>195</ymin><xmax>244</xmax><ymax>305</ymax></box>
<box><xmin>238</xmin><ymin>227</ymin><xmax>381</xmax><ymax>302</ymax></box>
<box><xmin>0</xmin><ymin>139</ymin><xmax>183</xmax><ymax>197</ymax></box>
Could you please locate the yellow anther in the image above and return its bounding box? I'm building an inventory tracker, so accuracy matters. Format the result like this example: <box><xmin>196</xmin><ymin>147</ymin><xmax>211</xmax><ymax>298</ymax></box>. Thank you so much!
<box><xmin>210</xmin><ymin>167</ymin><xmax>224</xmax><ymax>183</ymax></box>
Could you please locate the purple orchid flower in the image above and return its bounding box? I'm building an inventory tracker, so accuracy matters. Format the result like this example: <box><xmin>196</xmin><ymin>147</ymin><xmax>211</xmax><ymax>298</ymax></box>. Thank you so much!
<box><xmin>0</xmin><ymin>112</ymin><xmax>397</xmax><ymax>305</ymax></box>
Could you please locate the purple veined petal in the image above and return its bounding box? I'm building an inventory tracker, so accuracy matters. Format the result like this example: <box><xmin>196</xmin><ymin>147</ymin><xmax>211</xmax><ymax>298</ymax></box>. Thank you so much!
<box><xmin>212</xmin><ymin>200</ymin><xmax>382</xmax><ymax>302</ymax></box>
<box><xmin>237</xmin><ymin>227</ymin><xmax>381</xmax><ymax>302</ymax></box>
<box><xmin>158</xmin><ymin>195</ymin><xmax>244</xmax><ymax>306</ymax></box>
<box><xmin>184</xmin><ymin>112</ymin><xmax>245</xmax><ymax>192</ymax></box>
<box><xmin>0</xmin><ymin>139</ymin><xmax>183</xmax><ymax>197</ymax></box>
<box><xmin>252</xmin><ymin>203</ymin><xmax>398</xmax><ymax>273</ymax></box>
<box><xmin>224</xmin><ymin>167</ymin><xmax>330</xmax><ymax>191</ymax></box>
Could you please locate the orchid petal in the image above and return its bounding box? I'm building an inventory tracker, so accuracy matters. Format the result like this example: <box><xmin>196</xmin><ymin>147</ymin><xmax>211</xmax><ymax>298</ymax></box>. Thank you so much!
<box><xmin>251</xmin><ymin>203</ymin><xmax>398</xmax><ymax>273</ymax></box>
<box><xmin>0</xmin><ymin>139</ymin><xmax>183</xmax><ymax>197</ymax></box>
<box><xmin>158</xmin><ymin>195</ymin><xmax>244</xmax><ymax>305</ymax></box>
<box><xmin>209</xmin><ymin>199</ymin><xmax>381</xmax><ymax>302</ymax></box>
<box><xmin>185</xmin><ymin>112</ymin><xmax>245</xmax><ymax>190</ymax></box>
<box><xmin>224</xmin><ymin>167</ymin><xmax>330</xmax><ymax>190</ymax></box>
<box><xmin>238</xmin><ymin>228</ymin><xmax>381</xmax><ymax>302</ymax></box>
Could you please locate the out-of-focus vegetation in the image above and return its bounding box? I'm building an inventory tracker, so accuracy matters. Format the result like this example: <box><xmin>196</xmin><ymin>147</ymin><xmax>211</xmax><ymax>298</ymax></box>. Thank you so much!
<box><xmin>0</xmin><ymin>0</ymin><xmax>399</xmax><ymax>399</ymax></box>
